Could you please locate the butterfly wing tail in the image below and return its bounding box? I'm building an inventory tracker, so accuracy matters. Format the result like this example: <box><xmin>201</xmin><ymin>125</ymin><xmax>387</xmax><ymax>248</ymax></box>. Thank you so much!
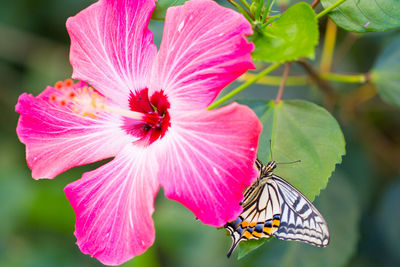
<box><xmin>227</xmin><ymin>231</ymin><xmax>242</xmax><ymax>258</ymax></box>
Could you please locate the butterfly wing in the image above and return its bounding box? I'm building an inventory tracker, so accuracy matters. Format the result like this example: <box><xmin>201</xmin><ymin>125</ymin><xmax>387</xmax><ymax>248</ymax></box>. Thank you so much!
<box><xmin>225</xmin><ymin>178</ymin><xmax>281</xmax><ymax>257</ymax></box>
<box><xmin>270</xmin><ymin>175</ymin><xmax>330</xmax><ymax>247</ymax></box>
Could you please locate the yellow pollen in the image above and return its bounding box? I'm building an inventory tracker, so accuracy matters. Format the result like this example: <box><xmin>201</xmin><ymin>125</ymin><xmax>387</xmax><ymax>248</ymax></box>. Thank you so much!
<box><xmin>68</xmin><ymin>86</ymin><xmax>106</xmax><ymax>118</ymax></box>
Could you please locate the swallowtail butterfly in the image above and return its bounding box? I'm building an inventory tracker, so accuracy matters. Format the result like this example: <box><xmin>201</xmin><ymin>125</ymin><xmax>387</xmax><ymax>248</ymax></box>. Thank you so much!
<box><xmin>225</xmin><ymin>159</ymin><xmax>330</xmax><ymax>257</ymax></box>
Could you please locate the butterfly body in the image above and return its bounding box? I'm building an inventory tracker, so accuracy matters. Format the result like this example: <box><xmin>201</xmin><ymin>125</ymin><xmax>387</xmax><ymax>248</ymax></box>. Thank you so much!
<box><xmin>225</xmin><ymin>159</ymin><xmax>329</xmax><ymax>258</ymax></box>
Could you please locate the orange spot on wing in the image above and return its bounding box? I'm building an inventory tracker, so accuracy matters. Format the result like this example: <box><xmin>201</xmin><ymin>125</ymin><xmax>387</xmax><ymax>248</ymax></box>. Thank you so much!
<box><xmin>264</xmin><ymin>227</ymin><xmax>272</xmax><ymax>235</ymax></box>
<box><xmin>249</xmin><ymin>222</ymin><xmax>256</xmax><ymax>228</ymax></box>
<box><xmin>241</xmin><ymin>221</ymin><xmax>249</xmax><ymax>228</ymax></box>
<box><xmin>273</xmin><ymin>219</ymin><xmax>280</xmax><ymax>228</ymax></box>
<box><xmin>243</xmin><ymin>231</ymin><xmax>252</xmax><ymax>239</ymax></box>
<box><xmin>253</xmin><ymin>231</ymin><xmax>262</xmax><ymax>238</ymax></box>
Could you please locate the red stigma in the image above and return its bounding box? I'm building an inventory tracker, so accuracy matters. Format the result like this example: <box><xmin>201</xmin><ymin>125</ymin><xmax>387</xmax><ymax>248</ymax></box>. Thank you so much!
<box><xmin>124</xmin><ymin>88</ymin><xmax>170</xmax><ymax>146</ymax></box>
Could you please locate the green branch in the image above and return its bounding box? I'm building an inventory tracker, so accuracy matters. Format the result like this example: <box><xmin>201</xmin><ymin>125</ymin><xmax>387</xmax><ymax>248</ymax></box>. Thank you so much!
<box><xmin>321</xmin><ymin>72</ymin><xmax>366</xmax><ymax>83</ymax></box>
<box><xmin>238</xmin><ymin>0</ymin><xmax>251</xmax><ymax>11</ymax></box>
<box><xmin>226</xmin><ymin>0</ymin><xmax>253</xmax><ymax>22</ymax></box>
<box><xmin>316</xmin><ymin>0</ymin><xmax>347</xmax><ymax>20</ymax></box>
<box><xmin>239</xmin><ymin>74</ymin><xmax>308</xmax><ymax>85</ymax></box>
<box><xmin>207</xmin><ymin>62</ymin><xmax>282</xmax><ymax>109</ymax></box>
<box><xmin>237</xmin><ymin>72</ymin><xmax>366</xmax><ymax>85</ymax></box>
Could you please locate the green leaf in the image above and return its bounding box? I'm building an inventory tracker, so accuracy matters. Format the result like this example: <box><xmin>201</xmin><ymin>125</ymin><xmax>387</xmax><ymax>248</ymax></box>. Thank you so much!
<box><xmin>151</xmin><ymin>0</ymin><xmax>188</xmax><ymax>21</ymax></box>
<box><xmin>321</xmin><ymin>0</ymin><xmax>400</xmax><ymax>32</ymax></box>
<box><xmin>238</xmin><ymin>172</ymin><xmax>360</xmax><ymax>267</ymax></box>
<box><xmin>242</xmin><ymin>99</ymin><xmax>345</xmax><ymax>200</ymax></box>
<box><xmin>252</xmin><ymin>3</ymin><xmax>319</xmax><ymax>62</ymax></box>
<box><xmin>238</xmin><ymin>239</ymin><xmax>266</xmax><ymax>259</ymax></box>
<box><xmin>371</xmin><ymin>36</ymin><xmax>400</xmax><ymax>107</ymax></box>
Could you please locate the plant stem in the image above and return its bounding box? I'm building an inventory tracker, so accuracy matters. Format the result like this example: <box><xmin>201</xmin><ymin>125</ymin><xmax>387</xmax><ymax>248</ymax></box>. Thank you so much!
<box><xmin>226</xmin><ymin>0</ymin><xmax>253</xmax><ymax>21</ymax></box>
<box><xmin>275</xmin><ymin>62</ymin><xmax>291</xmax><ymax>104</ymax></box>
<box><xmin>207</xmin><ymin>62</ymin><xmax>282</xmax><ymax>109</ymax></box>
<box><xmin>316</xmin><ymin>0</ymin><xmax>347</xmax><ymax>19</ymax></box>
<box><xmin>240</xmin><ymin>72</ymin><xmax>366</xmax><ymax>85</ymax></box>
<box><xmin>321</xmin><ymin>72</ymin><xmax>366</xmax><ymax>83</ymax></box>
<box><xmin>263</xmin><ymin>0</ymin><xmax>272</xmax><ymax>20</ymax></box>
<box><xmin>237</xmin><ymin>0</ymin><xmax>251</xmax><ymax>11</ymax></box>
<box><xmin>239</xmin><ymin>74</ymin><xmax>308</xmax><ymax>85</ymax></box>
<box><xmin>320</xmin><ymin>19</ymin><xmax>337</xmax><ymax>73</ymax></box>
<box><xmin>311</xmin><ymin>0</ymin><xmax>320</xmax><ymax>9</ymax></box>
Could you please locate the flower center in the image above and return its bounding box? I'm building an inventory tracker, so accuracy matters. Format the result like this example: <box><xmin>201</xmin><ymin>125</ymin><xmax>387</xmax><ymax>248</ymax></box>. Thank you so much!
<box><xmin>124</xmin><ymin>88</ymin><xmax>171</xmax><ymax>146</ymax></box>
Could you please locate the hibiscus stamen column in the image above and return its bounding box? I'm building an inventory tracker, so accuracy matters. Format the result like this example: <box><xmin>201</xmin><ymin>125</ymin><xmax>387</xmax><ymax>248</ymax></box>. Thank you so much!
<box><xmin>50</xmin><ymin>79</ymin><xmax>162</xmax><ymax>126</ymax></box>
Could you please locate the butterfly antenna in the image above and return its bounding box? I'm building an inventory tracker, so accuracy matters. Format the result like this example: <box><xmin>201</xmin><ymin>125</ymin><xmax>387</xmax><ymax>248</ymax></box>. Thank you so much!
<box><xmin>269</xmin><ymin>139</ymin><xmax>273</xmax><ymax>161</ymax></box>
<box><xmin>276</xmin><ymin>159</ymin><xmax>301</xmax><ymax>165</ymax></box>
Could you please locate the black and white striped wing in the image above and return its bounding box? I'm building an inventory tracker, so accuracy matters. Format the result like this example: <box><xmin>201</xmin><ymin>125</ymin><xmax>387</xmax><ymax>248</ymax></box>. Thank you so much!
<box><xmin>240</xmin><ymin>182</ymin><xmax>281</xmax><ymax>232</ymax></box>
<box><xmin>225</xmin><ymin>181</ymin><xmax>281</xmax><ymax>257</ymax></box>
<box><xmin>269</xmin><ymin>175</ymin><xmax>330</xmax><ymax>247</ymax></box>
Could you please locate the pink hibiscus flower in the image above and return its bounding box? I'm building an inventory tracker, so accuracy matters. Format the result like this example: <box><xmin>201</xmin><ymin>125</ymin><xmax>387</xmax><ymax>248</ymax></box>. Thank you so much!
<box><xmin>16</xmin><ymin>0</ymin><xmax>261</xmax><ymax>265</ymax></box>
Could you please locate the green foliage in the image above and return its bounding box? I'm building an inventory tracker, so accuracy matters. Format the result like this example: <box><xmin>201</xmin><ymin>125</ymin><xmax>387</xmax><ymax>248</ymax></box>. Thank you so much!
<box><xmin>239</xmin><ymin>99</ymin><xmax>345</xmax><ymax>201</ymax></box>
<box><xmin>321</xmin><ymin>0</ymin><xmax>400</xmax><ymax>32</ymax></box>
<box><xmin>123</xmin><ymin>245</ymin><xmax>160</xmax><ymax>267</ymax></box>
<box><xmin>238</xmin><ymin>172</ymin><xmax>360</xmax><ymax>267</ymax></box>
<box><xmin>238</xmin><ymin>239</ymin><xmax>267</xmax><ymax>259</ymax></box>
<box><xmin>154</xmin><ymin>194</ymin><xmax>235</xmax><ymax>267</ymax></box>
<box><xmin>0</xmin><ymin>162</ymin><xmax>33</xmax><ymax>236</ymax></box>
<box><xmin>251</xmin><ymin>3</ymin><xmax>319</xmax><ymax>62</ymax></box>
<box><xmin>371</xmin><ymin>36</ymin><xmax>400</xmax><ymax>107</ymax></box>
<box><xmin>151</xmin><ymin>0</ymin><xmax>188</xmax><ymax>20</ymax></box>
<box><xmin>377</xmin><ymin>180</ymin><xmax>400</xmax><ymax>262</ymax></box>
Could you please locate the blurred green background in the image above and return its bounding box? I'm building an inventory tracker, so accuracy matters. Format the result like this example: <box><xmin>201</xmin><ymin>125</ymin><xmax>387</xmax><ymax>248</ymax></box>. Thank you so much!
<box><xmin>1</xmin><ymin>0</ymin><xmax>400</xmax><ymax>266</ymax></box>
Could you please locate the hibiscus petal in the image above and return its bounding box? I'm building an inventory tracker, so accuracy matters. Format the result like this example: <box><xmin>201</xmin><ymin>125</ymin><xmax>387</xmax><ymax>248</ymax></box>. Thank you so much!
<box><xmin>158</xmin><ymin>103</ymin><xmax>262</xmax><ymax>226</ymax></box>
<box><xmin>65</xmin><ymin>145</ymin><xmax>159</xmax><ymax>265</ymax></box>
<box><xmin>16</xmin><ymin>85</ymin><xmax>130</xmax><ymax>179</ymax></box>
<box><xmin>67</xmin><ymin>0</ymin><xmax>157</xmax><ymax>106</ymax></box>
<box><xmin>150</xmin><ymin>0</ymin><xmax>255</xmax><ymax>111</ymax></box>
